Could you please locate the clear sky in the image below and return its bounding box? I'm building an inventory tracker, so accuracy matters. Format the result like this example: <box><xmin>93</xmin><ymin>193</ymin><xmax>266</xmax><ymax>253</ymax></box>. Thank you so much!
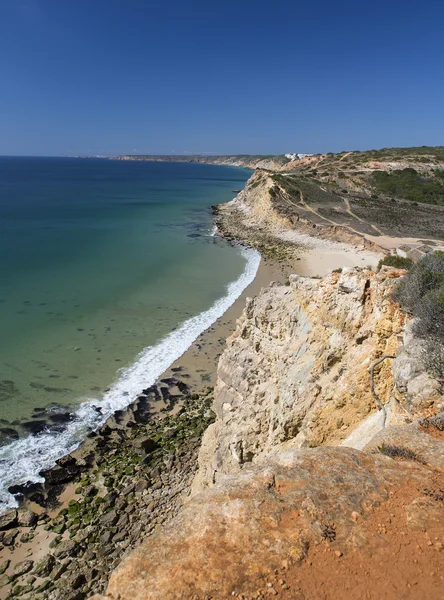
<box><xmin>1</xmin><ymin>0</ymin><xmax>443</xmax><ymax>156</ymax></box>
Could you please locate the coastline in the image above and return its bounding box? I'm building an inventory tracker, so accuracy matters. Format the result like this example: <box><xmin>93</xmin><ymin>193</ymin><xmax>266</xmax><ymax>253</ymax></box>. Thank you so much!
<box><xmin>0</xmin><ymin>179</ymin><xmax>382</xmax><ymax>599</ymax></box>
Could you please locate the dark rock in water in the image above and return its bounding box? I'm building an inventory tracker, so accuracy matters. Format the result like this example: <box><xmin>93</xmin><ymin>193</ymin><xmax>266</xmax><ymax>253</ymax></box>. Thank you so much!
<box><xmin>32</xmin><ymin>412</ymin><xmax>47</xmax><ymax>419</ymax></box>
<box><xmin>43</xmin><ymin>385</ymin><xmax>71</xmax><ymax>393</ymax></box>
<box><xmin>8</xmin><ymin>481</ymin><xmax>44</xmax><ymax>504</ymax></box>
<box><xmin>29</xmin><ymin>382</ymin><xmax>45</xmax><ymax>390</ymax></box>
<box><xmin>0</xmin><ymin>380</ymin><xmax>17</xmax><ymax>401</ymax></box>
<box><xmin>21</xmin><ymin>420</ymin><xmax>48</xmax><ymax>435</ymax></box>
<box><xmin>91</xmin><ymin>405</ymin><xmax>103</xmax><ymax>414</ymax></box>
<box><xmin>56</xmin><ymin>454</ymin><xmax>78</xmax><ymax>468</ymax></box>
<box><xmin>142</xmin><ymin>385</ymin><xmax>161</xmax><ymax>401</ymax></box>
<box><xmin>0</xmin><ymin>427</ymin><xmax>19</xmax><ymax>443</ymax></box>
<box><xmin>49</xmin><ymin>412</ymin><xmax>74</xmax><ymax>425</ymax></box>
<box><xmin>40</xmin><ymin>455</ymin><xmax>81</xmax><ymax>486</ymax></box>
<box><xmin>99</xmin><ymin>425</ymin><xmax>113</xmax><ymax>437</ymax></box>
<box><xmin>113</xmin><ymin>410</ymin><xmax>125</xmax><ymax>424</ymax></box>
<box><xmin>0</xmin><ymin>510</ymin><xmax>17</xmax><ymax>531</ymax></box>
<box><xmin>187</xmin><ymin>233</ymin><xmax>202</xmax><ymax>238</ymax></box>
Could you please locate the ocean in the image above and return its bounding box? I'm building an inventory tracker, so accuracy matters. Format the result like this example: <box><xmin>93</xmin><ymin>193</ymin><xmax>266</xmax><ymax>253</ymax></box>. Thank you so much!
<box><xmin>0</xmin><ymin>157</ymin><xmax>259</xmax><ymax>511</ymax></box>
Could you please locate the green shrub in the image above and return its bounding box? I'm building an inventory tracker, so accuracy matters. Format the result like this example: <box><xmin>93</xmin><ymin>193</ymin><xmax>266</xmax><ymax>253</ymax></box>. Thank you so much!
<box><xmin>378</xmin><ymin>255</ymin><xmax>414</xmax><ymax>270</ymax></box>
<box><xmin>372</xmin><ymin>168</ymin><xmax>444</xmax><ymax>204</ymax></box>
<box><xmin>377</xmin><ymin>444</ymin><xmax>424</xmax><ymax>463</ymax></box>
<box><xmin>394</xmin><ymin>251</ymin><xmax>444</xmax><ymax>378</ymax></box>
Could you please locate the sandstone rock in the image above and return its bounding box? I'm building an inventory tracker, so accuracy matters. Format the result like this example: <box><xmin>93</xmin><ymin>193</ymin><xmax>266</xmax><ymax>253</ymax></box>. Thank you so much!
<box><xmin>101</xmin><ymin>446</ymin><xmax>439</xmax><ymax>600</ymax></box>
<box><xmin>12</xmin><ymin>560</ymin><xmax>33</xmax><ymax>578</ymax></box>
<box><xmin>17</xmin><ymin>509</ymin><xmax>38</xmax><ymax>527</ymax></box>
<box><xmin>53</xmin><ymin>539</ymin><xmax>77</xmax><ymax>559</ymax></box>
<box><xmin>0</xmin><ymin>559</ymin><xmax>10</xmax><ymax>575</ymax></box>
<box><xmin>193</xmin><ymin>268</ymin><xmax>407</xmax><ymax>494</ymax></box>
<box><xmin>1</xmin><ymin>529</ymin><xmax>18</xmax><ymax>546</ymax></box>
<box><xmin>0</xmin><ymin>509</ymin><xmax>17</xmax><ymax>531</ymax></box>
<box><xmin>392</xmin><ymin>320</ymin><xmax>442</xmax><ymax>412</ymax></box>
<box><xmin>33</xmin><ymin>553</ymin><xmax>56</xmax><ymax>577</ymax></box>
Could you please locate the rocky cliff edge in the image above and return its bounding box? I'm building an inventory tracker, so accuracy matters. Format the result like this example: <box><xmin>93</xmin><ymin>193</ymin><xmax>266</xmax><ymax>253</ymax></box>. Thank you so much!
<box><xmin>91</xmin><ymin>268</ymin><xmax>444</xmax><ymax>600</ymax></box>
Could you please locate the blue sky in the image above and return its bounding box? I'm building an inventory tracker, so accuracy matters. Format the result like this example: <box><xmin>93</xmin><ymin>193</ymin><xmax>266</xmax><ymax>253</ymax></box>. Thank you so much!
<box><xmin>1</xmin><ymin>0</ymin><xmax>443</xmax><ymax>156</ymax></box>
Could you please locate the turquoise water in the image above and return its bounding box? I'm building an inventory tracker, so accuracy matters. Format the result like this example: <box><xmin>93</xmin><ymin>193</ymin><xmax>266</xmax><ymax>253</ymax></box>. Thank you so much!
<box><xmin>0</xmin><ymin>157</ymin><xmax>258</xmax><ymax>509</ymax></box>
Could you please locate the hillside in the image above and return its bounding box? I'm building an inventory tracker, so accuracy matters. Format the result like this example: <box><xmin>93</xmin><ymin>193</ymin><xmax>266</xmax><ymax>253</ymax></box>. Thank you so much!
<box><xmin>281</xmin><ymin>146</ymin><xmax>444</xmax><ymax>207</ymax></box>
<box><xmin>115</xmin><ymin>148</ymin><xmax>444</xmax><ymax>247</ymax></box>
<box><xmin>113</xmin><ymin>154</ymin><xmax>289</xmax><ymax>171</ymax></box>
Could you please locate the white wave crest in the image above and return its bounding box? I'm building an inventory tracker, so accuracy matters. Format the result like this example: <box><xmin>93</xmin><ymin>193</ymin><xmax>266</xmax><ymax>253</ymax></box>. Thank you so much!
<box><xmin>0</xmin><ymin>246</ymin><xmax>260</xmax><ymax>512</ymax></box>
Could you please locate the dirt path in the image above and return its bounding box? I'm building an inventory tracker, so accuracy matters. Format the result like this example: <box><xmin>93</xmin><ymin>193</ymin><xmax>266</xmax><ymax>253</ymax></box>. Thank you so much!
<box><xmin>343</xmin><ymin>197</ymin><xmax>386</xmax><ymax>236</ymax></box>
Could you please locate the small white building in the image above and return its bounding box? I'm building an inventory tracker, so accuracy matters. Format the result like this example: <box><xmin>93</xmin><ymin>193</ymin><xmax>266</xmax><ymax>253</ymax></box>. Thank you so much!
<box><xmin>285</xmin><ymin>153</ymin><xmax>314</xmax><ymax>161</ymax></box>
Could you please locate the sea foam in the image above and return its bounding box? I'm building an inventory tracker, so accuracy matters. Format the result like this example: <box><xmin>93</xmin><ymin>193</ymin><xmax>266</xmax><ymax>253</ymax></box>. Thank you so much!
<box><xmin>0</xmin><ymin>246</ymin><xmax>260</xmax><ymax>512</ymax></box>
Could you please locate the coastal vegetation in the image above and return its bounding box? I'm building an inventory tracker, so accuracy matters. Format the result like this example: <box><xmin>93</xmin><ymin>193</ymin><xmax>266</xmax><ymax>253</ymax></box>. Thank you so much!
<box><xmin>378</xmin><ymin>255</ymin><xmax>414</xmax><ymax>270</ymax></box>
<box><xmin>394</xmin><ymin>251</ymin><xmax>444</xmax><ymax>378</ymax></box>
<box><xmin>372</xmin><ymin>168</ymin><xmax>444</xmax><ymax>205</ymax></box>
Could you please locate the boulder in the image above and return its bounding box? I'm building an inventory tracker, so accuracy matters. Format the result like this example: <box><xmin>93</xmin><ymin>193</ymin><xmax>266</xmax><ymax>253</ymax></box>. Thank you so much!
<box><xmin>33</xmin><ymin>553</ymin><xmax>56</xmax><ymax>577</ymax></box>
<box><xmin>17</xmin><ymin>509</ymin><xmax>38</xmax><ymax>527</ymax></box>
<box><xmin>0</xmin><ymin>509</ymin><xmax>17</xmax><ymax>531</ymax></box>
<box><xmin>12</xmin><ymin>560</ymin><xmax>33</xmax><ymax>578</ymax></box>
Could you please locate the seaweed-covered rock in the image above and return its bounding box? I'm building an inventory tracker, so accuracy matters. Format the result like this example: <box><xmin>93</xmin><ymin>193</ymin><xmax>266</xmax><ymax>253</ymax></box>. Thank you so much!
<box><xmin>33</xmin><ymin>553</ymin><xmax>55</xmax><ymax>577</ymax></box>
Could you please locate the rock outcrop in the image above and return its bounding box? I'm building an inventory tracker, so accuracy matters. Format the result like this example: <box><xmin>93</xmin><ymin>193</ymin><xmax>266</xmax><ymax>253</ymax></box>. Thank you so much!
<box><xmin>91</xmin><ymin>268</ymin><xmax>443</xmax><ymax>600</ymax></box>
<box><xmin>192</xmin><ymin>267</ymin><xmax>411</xmax><ymax>494</ymax></box>
<box><xmin>93</xmin><ymin>438</ymin><xmax>444</xmax><ymax>600</ymax></box>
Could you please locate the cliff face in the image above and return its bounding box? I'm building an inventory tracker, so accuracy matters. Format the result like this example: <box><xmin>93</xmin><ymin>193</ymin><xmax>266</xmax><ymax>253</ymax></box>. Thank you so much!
<box><xmin>192</xmin><ymin>267</ymin><xmax>407</xmax><ymax>493</ymax></box>
<box><xmin>216</xmin><ymin>169</ymin><xmax>386</xmax><ymax>253</ymax></box>
<box><xmin>91</xmin><ymin>269</ymin><xmax>444</xmax><ymax>600</ymax></box>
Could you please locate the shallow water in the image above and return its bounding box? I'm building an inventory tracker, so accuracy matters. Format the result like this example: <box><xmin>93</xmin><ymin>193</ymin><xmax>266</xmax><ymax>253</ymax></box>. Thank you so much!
<box><xmin>0</xmin><ymin>157</ymin><xmax>258</xmax><ymax>510</ymax></box>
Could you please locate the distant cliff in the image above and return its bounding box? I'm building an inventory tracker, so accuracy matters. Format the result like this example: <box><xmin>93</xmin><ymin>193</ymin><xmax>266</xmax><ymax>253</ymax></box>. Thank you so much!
<box><xmin>113</xmin><ymin>154</ymin><xmax>289</xmax><ymax>171</ymax></box>
<box><xmin>215</xmin><ymin>168</ymin><xmax>444</xmax><ymax>250</ymax></box>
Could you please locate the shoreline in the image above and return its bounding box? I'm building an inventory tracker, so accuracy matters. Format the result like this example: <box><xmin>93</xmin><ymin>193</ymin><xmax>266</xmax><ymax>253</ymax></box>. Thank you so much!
<box><xmin>0</xmin><ymin>185</ymin><xmax>382</xmax><ymax>599</ymax></box>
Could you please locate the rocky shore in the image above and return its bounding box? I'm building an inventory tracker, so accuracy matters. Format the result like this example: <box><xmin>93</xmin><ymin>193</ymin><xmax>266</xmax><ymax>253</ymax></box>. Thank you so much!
<box><xmin>0</xmin><ymin>376</ymin><xmax>215</xmax><ymax>600</ymax></box>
